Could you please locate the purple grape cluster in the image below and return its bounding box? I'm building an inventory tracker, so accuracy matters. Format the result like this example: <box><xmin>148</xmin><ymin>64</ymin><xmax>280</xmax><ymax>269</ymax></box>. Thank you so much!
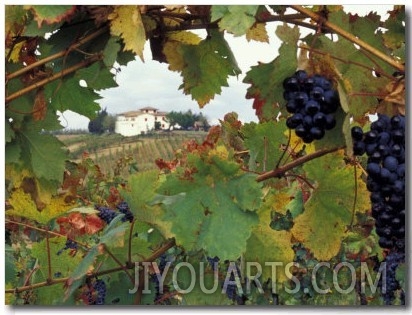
<box><xmin>85</xmin><ymin>278</ymin><xmax>107</xmax><ymax>305</ymax></box>
<box><xmin>96</xmin><ymin>206</ymin><xmax>118</xmax><ymax>224</ymax></box>
<box><xmin>96</xmin><ymin>202</ymin><xmax>134</xmax><ymax>224</ymax></box>
<box><xmin>116</xmin><ymin>201</ymin><xmax>134</xmax><ymax>222</ymax></box>
<box><xmin>57</xmin><ymin>239</ymin><xmax>78</xmax><ymax>255</ymax></box>
<box><xmin>351</xmin><ymin>114</ymin><xmax>405</xmax><ymax>252</ymax></box>
<box><xmin>380</xmin><ymin>251</ymin><xmax>405</xmax><ymax>305</ymax></box>
<box><xmin>283</xmin><ymin>70</ymin><xmax>340</xmax><ymax>143</ymax></box>
<box><xmin>93</xmin><ymin>279</ymin><xmax>107</xmax><ymax>305</ymax></box>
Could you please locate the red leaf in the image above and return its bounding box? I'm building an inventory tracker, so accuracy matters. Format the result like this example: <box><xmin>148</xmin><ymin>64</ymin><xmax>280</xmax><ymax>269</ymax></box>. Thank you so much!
<box><xmin>68</xmin><ymin>212</ymin><xmax>86</xmax><ymax>231</ymax></box>
<box><xmin>85</xmin><ymin>214</ymin><xmax>105</xmax><ymax>234</ymax></box>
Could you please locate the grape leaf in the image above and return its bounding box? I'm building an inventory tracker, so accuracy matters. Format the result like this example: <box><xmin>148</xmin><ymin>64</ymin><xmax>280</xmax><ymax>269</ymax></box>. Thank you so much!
<box><xmin>395</xmin><ymin>263</ymin><xmax>406</xmax><ymax>291</ymax></box>
<box><xmin>5</xmin><ymin>120</ymin><xmax>14</xmax><ymax>143</ymax></box>
<box><xmin>65</xmin><ymin>246</ymin><xmax>100</xmax><ymax>300</ymax></box>
<box><xmin>163</xmin><ymin>31</ymin><xmax>202</xmax><ymax>72</ymax></box>
<box><xmin>349</xmin><ymin>12</ymin><xmax>387</xmax><ymax>56</ymax></box>
<box><xmin>174</xmin><ymin>259</ymin><xmax>229</xmax><ymax>305</ymax></box>
<box><xmin>246</xmin><ymin>23</ymin><xmax>269</xmax><ymax>43</ymax></box>
<box><xmin>76</xmin><ymin>62</ymin><xmax>119</xmax><ymax>90</ymax></box>
<box><xmin>30</xmin><ymin>237</ymin><xmax>84</xmax><ymax>304</ymax></box>
<box><xmin>20</xmin><ymin>129</ymin><xmax>66</xmax><ymax>183</ymax></box>
<box><xmin>121</xmin><ymin>170</ymin><xmax>173</xmax><ymax>239</ymax></box>
<box><xmin>5</xmin><ymin>245</ymin><xmax>17</xmax><ymax>284</ymax></box>
<box><xmin>158</xmin><ymin>174</ymin><xmax>260</xmax><ymax>260</ymax></box>
<box><xmin>103</xmin><ymin>36</ymin><xmax>121</xmax><ymax>67</ymax></box>
<box><xmin>243</xmin><ymin>23</ymin><xmax>300</xmax><ymax>121</ymax></box>
<box><xmin>156</xmin><ymin>152</ymin><xmax>262</xmax><ymax>260</ymax></box>
<box><xmin>27</xmin><ymin>5</ymin><xmax>76</xmax><ymax>27</ymax></box>
<box><xmin>211</xmin><ymin>5</ymin><xmax>259</xmax><ymax>36</ymax></box>
<box><xmin>7</xmin><ymin>189</ymin><xmax>73</xmax><ymax>224</ymax></box>
<box><xmin>242</xmin><ymin>120</ymin><xmax>288</xmax><ymax>172</ymax></box>
<box><xmin>5</xmin><ymin>5</ymin><xmax>26</xmax><ymax>38</ymax></box>
<box><xmin>382</xmin><ymin>6</ymin><xmax>405</xmax><ymax>50</ymax></box>
<box><xmin>308</xmin><ymin>35</ymin><xmax>391</xmax><ymax>120</ymax></box>
<box><xmin>178</xmin><ymin>29</ymin><xmax>241</xmax><ymax>107</ymax></box>
<box><xmin>108</xmin><ymin>5</ymin><xmax>146</xmax><ymax>61</ymax></box>
<box><xmin>291</xmin><ymin>151</ymin><xmax>370</xmax><ymax>261</ymax></box>
<box><xmin>46</xmin><ymin>77</ymin><xmax>101</xmax><ymax>119</ymax></box>
<box><xmin>245</xmin><ymin>226</ymin><xmax>295</xmax><ymax>283</ymax></box>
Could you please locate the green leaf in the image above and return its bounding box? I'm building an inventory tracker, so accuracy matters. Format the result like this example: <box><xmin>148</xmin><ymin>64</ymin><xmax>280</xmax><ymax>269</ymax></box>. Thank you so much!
<box><xmin>5</xmin><ymin>119</ymin><xmax>15</xmax><ymax>143</ymax></box>
<box><xmin>243</xmin><ymin>23</ymin><xmax>300</xmax><ymax>121</ymax></box>
<box><xmin>157</xmin><ymin>172</ymin><xmax>261</xmax><ymax>260</ymax></box>
<box><xmin>179</xmin><ymin>29</ymin><xmax>241</xmax><ymax>107</ymax></box>
<box><xmin>30</xmin><ymin>237</ymin><xmax>84</xmax><ymax>303</ymax></box>
<box><xmin>65</xmin><ymin>246</ymin><xmax>100</xmax><ymax>300</ymax></box>
<box><xmin>29</xmin><ymin>5</ymin><xmax>76</xmax><ymax>26</ymax></box>
<box><xmin>76</xmin><ymin>62</ymin><xmax>118</xmax><ymax>90</ymax></box>
<box><xmin>382</xmin><ymin>6</ymin><xmax>405</xmax><ymax>50</ymax></box>
<box><xmin>103</xmin><ymin>36</ymin><xmax>121</xmax><ymax>67</ymax></box>
<box><xmin>121</xmin><ymin>170</ymin><xmax>173</xmax><ymax>238</ymax></box>
<box><xmin>5</xmin><ymin>245</ymin><xmax>17</xmax><ymax>284</ymax></box>
<box><xmin>46</xmin><ymin>77</ymin><xmax>101</xmax><ymax>119</ymax></box>
<box><xmin>23</xmin><ymin>17</ymin><xmax>60</xmax><ymax>37</ymax></box>
<box><xmin>242</xmin><ymin>121</ymin><xmax>288</xmax><ymax>172</ymax></box>
<box><xmin>291</xmin><ymin>151</ymin><xmax>370</xmax><ymax>261</ymax></box>
<box><xmin>211</xmin><ymin>5</ymin><xmax>259</xmax><ymax>36</ymax></box>
<box><xmin>100</xmin><ymin>219</ymin><xmax>128</xmax><ymax>248</ymax></box>
<box><xmin>20</xmin><ymin>128</ymin><xmax>66</xmax><ymax>183</ymax></box>
<box><xmin>395</xmin><ymin>263</ymin><xmax>406</xmax><ymax>291</ymax></box>
<box><xmin>305</xmin><ymin>34</ymin><xmax>392</xmax><ymax>120</ymax></box>
<box><xmin>5</xmin><ymin>142</ymin><xmax>22</xmax><ymax>164</ymax></box>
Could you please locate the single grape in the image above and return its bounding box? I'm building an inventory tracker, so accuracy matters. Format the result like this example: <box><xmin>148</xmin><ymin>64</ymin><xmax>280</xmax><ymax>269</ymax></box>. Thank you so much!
<box><xmin>351</xmin><ymin>126</ymin><xmax>364</xmax><ymax>141</ymax></box>
<box><xmin>383</xmin><ymin>156</ymin><xmax>398</xmax><ymax>172</ymax></box>
<box><xmin>305</xmin><ymin>100</ymin><xmax>320</xmax><ymax>114</ymax></box>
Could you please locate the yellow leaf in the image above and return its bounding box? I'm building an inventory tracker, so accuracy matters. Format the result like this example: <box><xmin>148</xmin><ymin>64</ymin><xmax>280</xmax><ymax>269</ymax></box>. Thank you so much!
<box><xmin>163</xmin><ymin>31</ymin><xmax>202</xmax><ymax>72</ymax></box>
<box><xmin>245</xmin><ymin>225</ymin><xmax>295</xmax><ymax>283</ymax></box>
<box><xmin>291</xmin><ymin>151</ymin><xmax>370</xmax><ymax>261</ymax></box>
<box><xmin>168</xmin><ymin>31</ymin><xmax>202</xmax><ymax>45</ymax></box>
<box><xmin>7</xmin><ymin>189</ymin><xmax>73</xmax><ymax>224</ymax></box>
<box><xmin>246</xmin><ymin>23</ymin><xmax>269</xmax><ymax>43</ymax></box>
<box><xmin>8</xmin><ymin>41</ymin><xmax>24</xmax><ymax>63</ymax></box>
<box><xmin>108</xmin><ymin>6</ymin><xmax>146</xmax><ymax>61</ymax></box>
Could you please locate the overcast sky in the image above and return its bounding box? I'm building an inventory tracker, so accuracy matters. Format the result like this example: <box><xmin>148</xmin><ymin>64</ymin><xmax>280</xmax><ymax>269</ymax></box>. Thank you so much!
<box><xmin>58</xmin><ymin>5</ymin><xmax>393</xmax><ymax>129</ymax></box>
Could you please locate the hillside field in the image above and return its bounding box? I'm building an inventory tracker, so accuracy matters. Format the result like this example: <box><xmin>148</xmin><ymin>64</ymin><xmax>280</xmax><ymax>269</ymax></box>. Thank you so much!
<box><xmin>57</xmin><ymin>131</ymin><xmax>207</xmax><ymax>176</ymax></box>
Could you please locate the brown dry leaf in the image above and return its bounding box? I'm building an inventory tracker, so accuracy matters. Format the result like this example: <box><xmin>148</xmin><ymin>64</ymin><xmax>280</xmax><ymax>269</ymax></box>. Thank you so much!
<box><xmin>384</xmin><ymin>78</ymin><xmax>405</xmax><ymax>106</ymax></box>
<box><xmin>33</xmin><ymin>88</ymin><xmax>47</xmax><ymax>121</ymax></box>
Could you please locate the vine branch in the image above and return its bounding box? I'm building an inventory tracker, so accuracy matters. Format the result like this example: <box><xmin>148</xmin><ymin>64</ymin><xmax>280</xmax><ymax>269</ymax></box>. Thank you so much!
<box><xmin>6</xmin><ymin>26</ymin><xmax>109</xmax><ymax>81</ymax></box>
<box><xmin>290</xmin><ymin>5</ymin><xmax>404</xmax><ymax>72</ymax></box>
<box><xmin>256</xmin><ymin>145</ymin><xmax>346</xmax><ymax>182</ymax></box>
<box><xmin>5</xmin><ymin>54</ymin><xmax>102</xmax><ymax>104</ymax></box>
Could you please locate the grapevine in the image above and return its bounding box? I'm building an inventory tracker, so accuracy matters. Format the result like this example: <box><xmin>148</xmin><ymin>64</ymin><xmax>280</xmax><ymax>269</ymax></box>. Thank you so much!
<box><xmin>4</xmin><ymin>4</ymin><xmax>405</xmax><ymax>306</ymax></box>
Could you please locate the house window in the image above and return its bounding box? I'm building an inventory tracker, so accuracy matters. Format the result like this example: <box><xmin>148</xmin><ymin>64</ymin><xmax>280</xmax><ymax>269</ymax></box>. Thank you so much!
<box><xmin>162</xmin><ymin>124</ymin><xmax>165</xmax><ymax>128</ymax></box>
<box><xmin>155</xmin><ymin>117</ymin><xmax>157</xmax><ymax>120</ymax></box>
<box><xmin>145</xmin><ymin>118</ymin><xmax>148</xmax><ymax>121</ymax></box>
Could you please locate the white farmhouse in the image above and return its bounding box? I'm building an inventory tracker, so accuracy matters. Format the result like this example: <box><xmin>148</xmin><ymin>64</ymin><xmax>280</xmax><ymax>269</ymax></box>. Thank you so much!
<box><xmin>114</xmin><ymin>106</ymin><xmax>169</xmax><ymax>136</ymax></box>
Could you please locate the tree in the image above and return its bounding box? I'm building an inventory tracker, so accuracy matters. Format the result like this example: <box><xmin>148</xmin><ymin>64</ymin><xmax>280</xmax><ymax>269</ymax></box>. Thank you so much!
<box><xmin>88</xmin><ymin>108</ymin><xmax>116</xmax><ymax>134</ymax></box>
<box><xmin>5</xmin><ymin>5</ymin><xmax>405</xmax><ymax>306</ymax></box>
